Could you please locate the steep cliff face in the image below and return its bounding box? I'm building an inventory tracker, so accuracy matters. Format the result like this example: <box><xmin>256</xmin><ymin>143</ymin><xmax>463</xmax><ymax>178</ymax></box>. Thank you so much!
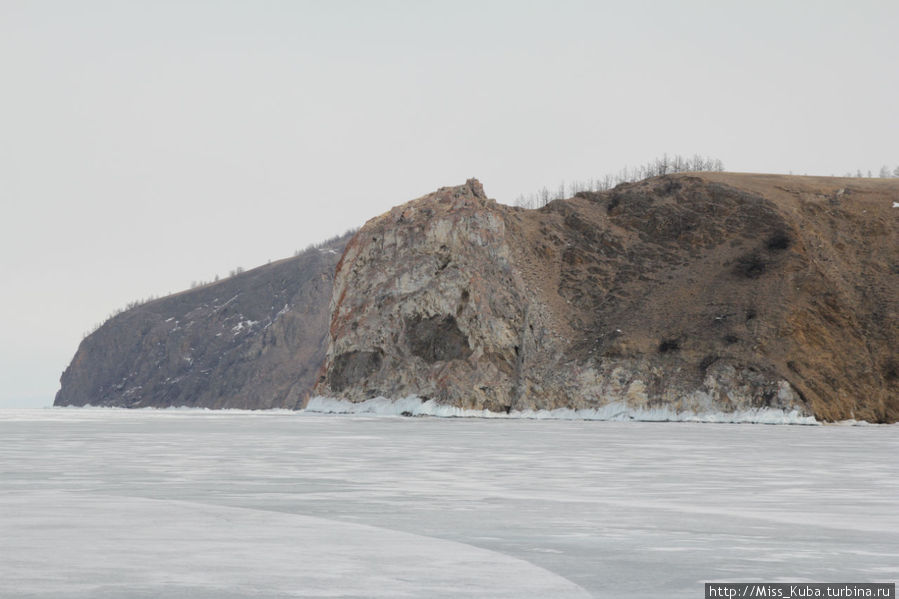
<box><xmin>55</xmin><ymin>233</ymin><xmax>352</xmax><ymax>409</ymax></box>
<box><xmin>314</xmin><ymin>175</ymin><xmax>898</xmax><ymax>422</ymax></box>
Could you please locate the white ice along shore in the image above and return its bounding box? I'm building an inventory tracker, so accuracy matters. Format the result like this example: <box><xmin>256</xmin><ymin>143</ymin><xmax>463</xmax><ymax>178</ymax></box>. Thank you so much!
<box><xmin>305</xmin><ymin>395</ymin><xmax>819</xmax><ymax>425</ymax></box>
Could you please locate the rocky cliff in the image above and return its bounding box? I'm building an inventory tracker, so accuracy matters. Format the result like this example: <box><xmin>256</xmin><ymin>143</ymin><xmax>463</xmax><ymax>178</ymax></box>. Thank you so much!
<box><xmin>54</xmin><ymin>233</ymin><xmax>352</xmax><ymax>409</ymax></box>
<box><xmin>314</xmin><ymin>175</ymin><xmax>898</xmax><ymax>422</ymax></box>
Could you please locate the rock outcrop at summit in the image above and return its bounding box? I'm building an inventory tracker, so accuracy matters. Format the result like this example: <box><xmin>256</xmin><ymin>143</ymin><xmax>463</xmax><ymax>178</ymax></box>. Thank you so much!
<box><xmin>315</xmin><ymin>174</ymin><xmax>898</xmax><ymax>422</ymax></box>
<box><xmin>55</xmin><ymin>233</ymin><xmax>352</xmax><ymax>409</ymax></box>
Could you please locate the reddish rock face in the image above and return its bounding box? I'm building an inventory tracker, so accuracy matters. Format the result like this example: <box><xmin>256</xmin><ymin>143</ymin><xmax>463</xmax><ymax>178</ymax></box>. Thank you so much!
<box><xmin>315</xmin><ymin>175</ymin><xmax>899</xmax><ymax>422</ymax></box>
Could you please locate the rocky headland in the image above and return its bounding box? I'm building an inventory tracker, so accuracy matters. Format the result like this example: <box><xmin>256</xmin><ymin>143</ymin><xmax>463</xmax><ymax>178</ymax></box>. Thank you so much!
<box><xmin>314</xmin><ymin>174</ymin><xmax>897</xmax><ymax>422</ymax></box>
<box><xmin>56</xmin><ymin>174</ymin><xmax>898</xmax><ymax>422</ymax></box>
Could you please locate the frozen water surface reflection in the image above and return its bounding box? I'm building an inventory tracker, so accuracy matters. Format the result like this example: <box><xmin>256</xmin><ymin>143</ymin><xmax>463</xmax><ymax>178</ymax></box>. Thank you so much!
<box><xmin>1</xmin><ymin>409</ymin><xmax>896</xmax><ymax>598</ymax></box>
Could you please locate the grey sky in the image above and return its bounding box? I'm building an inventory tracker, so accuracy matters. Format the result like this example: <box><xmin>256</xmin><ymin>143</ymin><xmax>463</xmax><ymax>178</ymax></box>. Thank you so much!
<box><xmin>2</xmin><ymin>1</ymin><xmax>897</xmax><ymax>407</ymax></box>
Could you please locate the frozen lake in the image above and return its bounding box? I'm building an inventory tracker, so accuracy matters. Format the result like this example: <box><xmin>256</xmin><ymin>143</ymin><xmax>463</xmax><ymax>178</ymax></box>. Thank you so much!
<box><xmin>1</xmin><ymin>409</ymin><xmax>896</xmax><ymax>598</ymax></box>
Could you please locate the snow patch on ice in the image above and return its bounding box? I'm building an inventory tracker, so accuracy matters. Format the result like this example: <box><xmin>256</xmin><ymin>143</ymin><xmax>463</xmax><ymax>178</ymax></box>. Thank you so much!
<box><xmin>305</xmin><ymin>396</ymin><xmax>819</xmax><ymax>425</ymax></box>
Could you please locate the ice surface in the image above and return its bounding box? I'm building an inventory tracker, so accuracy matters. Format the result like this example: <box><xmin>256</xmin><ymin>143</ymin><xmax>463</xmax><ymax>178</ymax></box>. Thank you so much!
<box><xmin>1</xmin><ymin>408</ymin><xmax>897</xmax><ymax>598</ymax></box>
<box><xmin>1</xmin><ymin>493</ymin><xmax>587</xmax><ymax>599</ymax></box>
<box><xmin>306</xmin><ymin>395</ymin><xmax>819</xmax><ymax>425</ymax></box>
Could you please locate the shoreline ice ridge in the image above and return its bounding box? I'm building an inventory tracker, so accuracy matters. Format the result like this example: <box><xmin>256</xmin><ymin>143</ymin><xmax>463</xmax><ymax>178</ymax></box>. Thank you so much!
<box><xmin>305</xmin><ymin>396</ymin><xmax>820</xmax><ymax>425</ymax></box>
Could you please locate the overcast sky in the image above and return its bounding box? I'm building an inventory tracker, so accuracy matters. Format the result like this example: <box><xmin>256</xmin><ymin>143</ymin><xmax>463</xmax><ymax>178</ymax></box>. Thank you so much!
<box><xmin>2</xmin><ymin>0</ymin><xmax>897</xmax><ymax>407</ymax></box>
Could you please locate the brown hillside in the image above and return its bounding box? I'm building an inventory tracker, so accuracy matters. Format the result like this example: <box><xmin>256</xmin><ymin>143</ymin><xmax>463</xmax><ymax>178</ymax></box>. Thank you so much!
<box><xmin>316</xmin><ymin>174</ymin><xmax>898</xmax><ymax>422</ymax></box>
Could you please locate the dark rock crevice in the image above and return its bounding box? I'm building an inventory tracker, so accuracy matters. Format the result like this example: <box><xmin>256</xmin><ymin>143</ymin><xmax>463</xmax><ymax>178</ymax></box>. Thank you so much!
<box><xmin>405</xmin><ymin>314</ymin><xmax>471</xmax><ymax>364</ymax></box>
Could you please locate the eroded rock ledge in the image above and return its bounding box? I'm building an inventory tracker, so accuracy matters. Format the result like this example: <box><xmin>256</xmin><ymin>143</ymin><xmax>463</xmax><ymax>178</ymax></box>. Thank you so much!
<box><xmin>314</xmin><ymin>175</ymin><xmax>898</xmax><ymax>422</ymax></box>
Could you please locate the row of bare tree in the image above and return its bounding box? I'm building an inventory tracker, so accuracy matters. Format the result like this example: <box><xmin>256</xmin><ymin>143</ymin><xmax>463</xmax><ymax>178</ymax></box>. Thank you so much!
<box><xmin>513</xmin><ymin>154</ymin><xmax>724</xmax><ymax>209</ymax></box>
<box><xmin>858</xmin><ymin>166</ymin><xmax>899</xmax><ymax>179</ymax></box>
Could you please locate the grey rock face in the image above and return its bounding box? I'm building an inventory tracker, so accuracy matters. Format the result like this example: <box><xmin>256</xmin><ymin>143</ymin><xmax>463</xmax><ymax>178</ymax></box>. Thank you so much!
<box><xmin>316</xmin><ymin>179</ymin><xmax>533</xmax><ymax>412</ymax></box>
<box><xmin>54</xmin><ymin>233</ymin><xmax>352</xmax><ymax>409</ymax></box>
